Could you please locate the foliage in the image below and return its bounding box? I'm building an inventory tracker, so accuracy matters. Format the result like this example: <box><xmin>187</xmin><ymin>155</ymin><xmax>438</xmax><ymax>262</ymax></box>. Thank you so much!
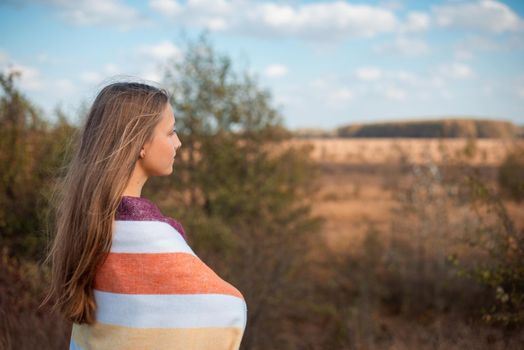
<box><xmin>459</xmin><ymin>175</ymin><xmax>524</xmax><ymax>327</ymax></box>
<box><xmin>498</xmin><ymin>146</ymin><xmax>524</xmax><ymax>201</ymax></box>
<box><xmin>0</xmin><ymin>247</ymin><xmax>70</xmax><ymax>349</ymax></box>
<box><xmin>0</xmin><ymin>72</ymin><xmax>76</xmax><ymax>260</ymax></box>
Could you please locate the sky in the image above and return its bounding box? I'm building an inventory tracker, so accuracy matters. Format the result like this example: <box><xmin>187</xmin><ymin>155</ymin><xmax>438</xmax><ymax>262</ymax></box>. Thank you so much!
<box><xmin>1</xmin><ymin>0</ymin><xmax>524</xmax><ymax>130</ymax></box>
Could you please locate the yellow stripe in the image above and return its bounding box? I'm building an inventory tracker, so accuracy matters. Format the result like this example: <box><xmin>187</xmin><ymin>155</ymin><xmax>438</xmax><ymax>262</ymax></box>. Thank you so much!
<box><xmin>72</xmin><ymin>322</ymin><xmax>245</xmax><ymax>350</ymax></box>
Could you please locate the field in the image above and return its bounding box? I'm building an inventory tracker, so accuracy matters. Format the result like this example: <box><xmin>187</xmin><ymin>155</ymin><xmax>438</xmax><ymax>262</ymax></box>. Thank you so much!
<box><xmin>289</xmin><ymin>137</ymin><xmax>520</xmax><ymax>165</ymax></box>
<box><xmin>2</xmin><ymin>136</ymin><xmax>523</xmax><ymax>349</ymax></box>
<box><xmin>285</xmin><ymin>137</ymin><xmax>524</xmax><ymax>348</ymax></box>
<box><xmin>288</xmin><ymin>138</ymin><xmax>524</xmax><ymax>253</ymax></box>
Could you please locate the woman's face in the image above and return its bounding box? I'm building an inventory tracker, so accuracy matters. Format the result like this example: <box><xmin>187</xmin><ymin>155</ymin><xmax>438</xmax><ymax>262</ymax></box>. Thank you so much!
<box><xmin>141</xmin><ymin>102</ymin><xmax>182</xmax><ymax>176</ymax></box>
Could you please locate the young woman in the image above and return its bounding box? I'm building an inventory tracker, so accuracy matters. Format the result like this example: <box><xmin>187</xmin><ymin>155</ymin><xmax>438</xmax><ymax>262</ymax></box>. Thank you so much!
<box><xmin>42</xmin><ymin>82</ymin><xmax>248</xmax><ymax>349</ymax></box>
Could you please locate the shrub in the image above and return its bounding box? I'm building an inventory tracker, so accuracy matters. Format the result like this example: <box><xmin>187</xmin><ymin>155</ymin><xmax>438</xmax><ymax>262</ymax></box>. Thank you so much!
<box><xmin>498</xmin><ymin>147</ymin><xmax>524</xmax><ymax>202</ymax></box>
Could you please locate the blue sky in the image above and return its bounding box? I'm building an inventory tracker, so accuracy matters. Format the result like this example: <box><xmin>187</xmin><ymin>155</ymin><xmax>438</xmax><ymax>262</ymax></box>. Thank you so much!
<box><xmin>1</xmin><ymin>0</ymin><xmax>523</xmax><ymax>130</ymax></box>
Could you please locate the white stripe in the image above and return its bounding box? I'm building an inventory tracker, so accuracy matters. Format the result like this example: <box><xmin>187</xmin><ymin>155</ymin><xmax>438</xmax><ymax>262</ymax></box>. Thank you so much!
<box><xmin>111</xmin><ymin>220</ymin><xmax>195</xmax><ymax>255</ymax></box>
<box><xmin>94</xmin><ymin>290</ymin><xmax>247</xmax><ymax>329</ymax></box>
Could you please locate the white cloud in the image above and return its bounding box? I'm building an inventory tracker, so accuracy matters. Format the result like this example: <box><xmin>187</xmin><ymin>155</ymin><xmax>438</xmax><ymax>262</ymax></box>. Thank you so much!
<box><xmin>460</xmin><ymin>35</ymin><xmax>500</xmax><ymax>51</ymax></box>
<box><xmin>518</xmin><ymin>87</ymin><xmax>524</xmax><ymax>98</ymax></box>
<box><xmin>513</xmin><ymin>75</ymin><xmax>524</xmax><ymax>99</ymax></box>
<box><xmin>34</xmin><ymin>52</ymin><xmax>65</xmax><ymax>65</ymax></box>
<box><xmin>0</xmin><ymin>50</ymin><xmax>81</xmax><ymax>110</ymax></box>
<box><xmin>149</xmin><ymin>0</ymin><xmax>235</xmax><ymax>31</ymax></box>
<box><xmin>455</xmin><ymin>34</ymin><xmax>524</xmax><ymax>55</ymax></box>
<box><xmin>429</xmin><ymin>76</ymin><xmax>446</xmax><ymax>88</ymax></box>
<box><xmin>349</xmin><ymin>63</ymin><xmax>485</xmax><ymax>104</ymax></box>
<box><xmin>206</xmin><ymin>17</ymin><xmax>228</xmax><ymax>31</ymax></box>
<box><xmin>416</xmin><ymin>91</ymin><xmax>431</xmax><ymax>100</ymax></box>
<box><xmin>506</xmin><ymin>35</ymin><xmax>524</xmax><ymax>50</ymax></box>
<box><xmin>332</xmin><ymin>87</ymin><xmax>354</xmax><ymax>101</ymax></box>
<box><xmin>374</xmin><ymin>36</ymin><xmax>430</xmax><ymax>56</ymax></box>
<box><xmin>308</xmin><ymin>78</ymin><xmax>328</xmax><ymax>89</ymax></box>
<box><xmin>350</xmin><ymin>66</ymin><xmax>458</xmax><ymax>103</ymax></box>
<box><xmin>327</xmin><ymin>86</ymin><xmax>355</xmax><ymax>110</ymax></box>
<box><xmin>355</xmin><ymin>66</ymin><xmax>382</xmax><ymax>81</ymax></box>
<box><xmin>264</xmin><ymin>64</ymin><xmax>288</xmax><ymax>78</ymax></box>
<box><xmin>80</xmin><ymin>63</ymin><xmax>124</xmax><ymax>84</ymax></box>
<box><xmin>390</xmin><ymin>70</ymin><xmax>418</xmax><ymax>84</ymax></box>
<box><xmin>149</xmin><ymin>0</ymin><xmax>182</xmax><ymax>16</ymax></box>
<box><xmin>388</xmin><ymin>70</ymin><xmax>446</xmax><ymax>91</ymax></box>
<box><xmin>251</xmin><ymin>2</ymin><xmax>398</xmax><ymax>39</ymax></box>
<box><xmin>433</xmin><ymin>0</ymin><xmax>524</xmax><ymax>33</ymax></box>
<box><xmin>454</xmin><ymin>49</ymin><xmax>474</xmax><ymax>60</ymax></box>
<box><xmin>103</xmin><ymin>63</ymin><xmax>120</xmax><ymax>75</ymax></box>
<box><xmin>149</xmin><ymin>0</ymin><xmax>432</xmax><ymax>41</ymax></box>
<box><xmin>385</xmin><ymin>86</ymin><xmax>407</xmax><ymax>101</ymax></box>
<box><xmin>10</xmin><ymin>64</ymin><xmax>43</xmax><ymax>90</ymax></box>
<box><xmin>0</xmin><ymin>51</ymin><xmax>8</xmax><ymax>65</ymax></box>
<box><xmin>141</xmin><ymin>67</ymin><xmax>163</xmax><ymax>82</ymax></box>
<box><xmin>80</xmin><ymin>71</ymin><xmax>102</xmax><ymax>84</ymax></box>
<box><xmin>380</xmin><ymin>0</ymin><xmax>404</xmax><ymax>11</ymax></box>
<box><xmin>139</xmin><ymin>41</ymin><xmax>182</xmax><ymax>61</ymax></box>
<box><xmin>400</xmin><ymin>11</ymin><xmax>431</xmax><ymax>32</ymax></box>
<box><xmin>482</xmin><ymin>83</ymin><xmax>493</xmax><ymax>96</ymax></box>
<box><xmin>19</xmin><ymin>0</ymin><xmax>144</xmax><ymax>30</ymax></box>
<box><xmin>437</xmin><ymin>62</ymin><xmax>474</xmax><ymax>79</ymax></box>
<box><xmin>54</xmin><ymin>78</ymin><xmax>76</xmax><ymax>92</ymax></box>
<box><xmin>289</xmin><ymin>76</ymin><xmax>356</xmax><ymax>111</ymax></box>
<box><xmin>0</xmin><ymin>52</ymin><xmax>43</xmax><ymax>91</ymax></box>
<box><xmin>77</xmin><ymin>42</ymin><xmax>182</xmax><ymax>86</ymax></box>
<box><xmin>440</xmin><ymin>90</ymin><xmax>453</xmax><ymax>99</ymax></box>
<box><xmin>134</xmin><ymin>41</ymin><xmax>183</xmax><ymax>83</ymax></box>
<box><xmin>36</xmin><ymin>53</ymin><xmax>54</xmax><ymax>64</ymax></box>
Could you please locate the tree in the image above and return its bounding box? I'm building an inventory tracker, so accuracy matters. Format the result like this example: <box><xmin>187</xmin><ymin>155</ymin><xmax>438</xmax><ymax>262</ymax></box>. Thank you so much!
<box><xmin>149</xmin><ymin>33</ymin><xmax>325</xmax><ymax>349</ymax></box>
<box><xmin>0</xmin><ymin>72</ymin><xmax>76</xmax><ymax>260</ymax></box>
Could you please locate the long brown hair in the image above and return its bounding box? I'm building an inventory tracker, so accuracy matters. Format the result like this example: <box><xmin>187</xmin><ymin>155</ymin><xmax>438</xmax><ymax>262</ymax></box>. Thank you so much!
<box><xmin>41</xmin><ymin>81</ymin><xmax>169</xmax><ymax>324</ymax></box>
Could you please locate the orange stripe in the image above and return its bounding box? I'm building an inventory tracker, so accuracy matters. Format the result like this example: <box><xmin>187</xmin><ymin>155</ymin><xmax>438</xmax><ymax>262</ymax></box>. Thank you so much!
<box><xmin>94</xmin><ymin>253</ymin><xmax>243</xmax><ymax>298</ymax></box>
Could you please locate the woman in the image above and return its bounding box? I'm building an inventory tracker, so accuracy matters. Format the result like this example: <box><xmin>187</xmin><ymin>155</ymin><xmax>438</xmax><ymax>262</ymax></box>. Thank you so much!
<box><xmin>42</xmin><ymin>82</ymin><xmax>248</xmax><ymax>349</ymax></box>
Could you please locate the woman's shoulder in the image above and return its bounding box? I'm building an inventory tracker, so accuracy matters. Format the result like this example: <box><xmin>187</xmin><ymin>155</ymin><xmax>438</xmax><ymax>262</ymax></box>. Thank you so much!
<box><xmin>116</xmin><ymin>196</ymin><xmax>187</xmax><ymax>240</ymax></box>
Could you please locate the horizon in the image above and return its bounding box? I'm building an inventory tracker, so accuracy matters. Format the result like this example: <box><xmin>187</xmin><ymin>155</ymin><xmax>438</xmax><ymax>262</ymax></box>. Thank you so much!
<box><xmin>293</xmin><ymin>116</ymin><xmax>523</xmax><ymax>131</ymax></box>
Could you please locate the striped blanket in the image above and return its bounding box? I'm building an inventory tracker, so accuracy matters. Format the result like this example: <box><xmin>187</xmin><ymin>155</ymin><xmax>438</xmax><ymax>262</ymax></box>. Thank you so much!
<box><xmin>69</xmin><ymin>196</ymin><xmax>248</xmax><ymax>349</ymax></box>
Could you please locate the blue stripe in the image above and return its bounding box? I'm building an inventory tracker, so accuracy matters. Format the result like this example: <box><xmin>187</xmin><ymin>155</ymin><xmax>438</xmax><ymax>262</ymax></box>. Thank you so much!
<box><xmin>111</xmin><ymin>220</ymin><xmax>195</xmax><ymax>254</ymax></box>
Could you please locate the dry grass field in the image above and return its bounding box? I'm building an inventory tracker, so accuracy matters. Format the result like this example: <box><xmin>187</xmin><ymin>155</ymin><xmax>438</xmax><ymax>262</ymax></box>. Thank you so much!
<box><xmin>287</xmin><ymin>137</ymin><xmax>524</xmax><ymax>255</ymax></box>
<box><xmin>288</xmin><ymin>137</ymin><xmax>521</xmax><ymax>165</ymax></box>
<box><xmin>288</xmin><ymin>137</ymin><xmax>524</xmax><ymax>348</ymax></box>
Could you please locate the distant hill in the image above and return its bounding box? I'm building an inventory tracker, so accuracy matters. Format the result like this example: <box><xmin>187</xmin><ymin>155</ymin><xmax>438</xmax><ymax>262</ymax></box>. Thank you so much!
<box><xmin>335</xmin><ymin>118</ymin><xmax>522</xmax><ymax>138</ymax></box>
<box><xmin>292</xmin><ymin>127</ymin><xmax>337</xmax><ymax>138</ymax></box>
